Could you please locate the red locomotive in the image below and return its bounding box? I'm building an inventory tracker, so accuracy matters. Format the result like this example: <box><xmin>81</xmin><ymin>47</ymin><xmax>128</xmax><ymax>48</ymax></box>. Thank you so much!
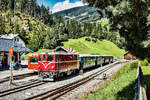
<box><xmin>38</xmin><ymin>52</ymin><xmax>79</xmax><ymax>81</ymax></box>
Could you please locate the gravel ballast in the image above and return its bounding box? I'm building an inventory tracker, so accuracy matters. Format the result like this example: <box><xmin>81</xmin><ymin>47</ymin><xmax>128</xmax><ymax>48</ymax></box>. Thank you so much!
<box><xmin>0</xmin><ymin>60</ymin><xmax>129</xmax><ymax>100</ymax></box>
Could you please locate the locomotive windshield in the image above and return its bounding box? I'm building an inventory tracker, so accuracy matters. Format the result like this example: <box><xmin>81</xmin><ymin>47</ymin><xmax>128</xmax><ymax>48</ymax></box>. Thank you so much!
<box><xmin>30</xmin><ymin>57</ymin><xmax>38</xmax><ymax>64</ymax></box>
<box><xmin>47</xmin><ymin>55</ymin><xmax>54</xmax><ymax>62</ymax></box>
<box><xmin>39</xmin><ymin>54</ymin><xmax>46</xmax><ymax>61</ymax></box>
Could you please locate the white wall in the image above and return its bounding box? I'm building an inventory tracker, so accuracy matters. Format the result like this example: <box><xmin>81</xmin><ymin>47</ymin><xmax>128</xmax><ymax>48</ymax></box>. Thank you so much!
<box><xmin>15</xmin><ymin>36</ymin><xmax>25</xmax><ymax>47</ymax></box>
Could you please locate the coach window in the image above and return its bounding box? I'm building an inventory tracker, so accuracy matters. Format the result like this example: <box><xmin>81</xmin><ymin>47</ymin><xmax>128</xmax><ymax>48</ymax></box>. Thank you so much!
<box><xmin>74</xmin><ymin>55</ymin><xmax>77</xmax><ymax>60</ymax></box>
<box><xmin>47</xmin><ymin>55</ymin><xmax>54</xmax><ymax>62</ymax></box>
<box><xmin>56</xmin><ymin>55</ymin><xmax>59</xmax><ymax>62</ymax></box>
<box><xmin>68</xmin><ymin>55</ymin><xmax>73</xmax><ymax>61</ymax></box>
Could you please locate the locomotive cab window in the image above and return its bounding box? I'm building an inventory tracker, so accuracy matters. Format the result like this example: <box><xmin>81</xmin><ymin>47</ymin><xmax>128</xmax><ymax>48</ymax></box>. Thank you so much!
<box><xmin>30</xmin><ymin>57</ymin><xmax>38</xmax><ymax>64</ymax></box>
<box><xmin>47</xmin><ymin>55</ymin><xmax>54</xmax><ymax>62</ymax></box>
<box><xmin>39</xmin><ymin>55</ymin><xmax>42</xmax><ymax>61</ymax></box>
<box><xmin>43</xmin><ymin>55</ymin><xmax>46</xmax><ymax>61</ymax></box>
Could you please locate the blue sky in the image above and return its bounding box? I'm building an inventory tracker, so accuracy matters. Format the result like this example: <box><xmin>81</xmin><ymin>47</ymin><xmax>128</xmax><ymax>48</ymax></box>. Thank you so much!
<box><xmin>37</xmin><ymin>0</ymin><xmax>79</xmax><ymax>9</ymax></box>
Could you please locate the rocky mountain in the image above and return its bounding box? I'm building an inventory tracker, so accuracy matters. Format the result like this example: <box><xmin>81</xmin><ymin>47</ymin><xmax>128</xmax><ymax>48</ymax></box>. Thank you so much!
<box><xmin>52</xmin><ymin>5</ymin><xmax>101</xmax><ymax>22</ymax></box>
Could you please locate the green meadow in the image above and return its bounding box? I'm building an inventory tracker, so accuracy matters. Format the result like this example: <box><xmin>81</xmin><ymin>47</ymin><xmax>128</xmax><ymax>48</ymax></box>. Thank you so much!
<box><xmin>63</xmin><ymin>37</ymin><xmax>125</xmax><ymax>58</ymax></box>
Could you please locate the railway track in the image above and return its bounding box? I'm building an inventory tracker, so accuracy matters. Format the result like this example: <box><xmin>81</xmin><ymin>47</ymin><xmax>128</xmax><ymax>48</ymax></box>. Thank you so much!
<box><xmin>24</xmin><ymin>61</ymin><xmax>120</xmax><ymax>100</ymax></box>
<box><xmin>0</xmin><ymin>80</ymin><xmax>46</xmax><ymax>97</ymax></box>
<box><xmin>0</xmin><ymin>72</ymin><xmax>37</xmax><ymax>84</ymax></box>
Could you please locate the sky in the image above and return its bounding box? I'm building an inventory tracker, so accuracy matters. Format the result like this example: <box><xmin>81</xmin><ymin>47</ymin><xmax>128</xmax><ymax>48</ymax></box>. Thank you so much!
<box><xmin>36</xmin><ymin>0</ymin><xmax>86</xmax><ymax>13</ymax></box>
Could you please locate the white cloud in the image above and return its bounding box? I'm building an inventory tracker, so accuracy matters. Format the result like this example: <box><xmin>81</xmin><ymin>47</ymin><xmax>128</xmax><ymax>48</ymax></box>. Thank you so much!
<box><xmin>52</xmin><ymin>0</ymin><xmax>87</xmax><ymax>13</ymax></box>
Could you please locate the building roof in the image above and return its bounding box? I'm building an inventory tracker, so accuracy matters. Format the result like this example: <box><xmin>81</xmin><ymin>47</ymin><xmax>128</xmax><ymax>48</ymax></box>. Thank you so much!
<box><xmin>124</xmin><ymin>52</ymin><xmax>130</xmax><ymax>56</ymax></box>
<box><xmin>0</xmin><ymin>34</ymin><xmax>19</xmax><ymax>39</ymax></box>
<box><xmin>0</xmin><ymin>34</ymin><xmax>26</xmax><ymax>43</ymax></box>
<box><xmin>0</xmin><ymin>38</ymin><xmax>32</xmax><ymax>53</ymax></box>
<box><xmin>54</xmin><ymin>46</ymin><xmax>78</xmax><ymax>54</ymax></box>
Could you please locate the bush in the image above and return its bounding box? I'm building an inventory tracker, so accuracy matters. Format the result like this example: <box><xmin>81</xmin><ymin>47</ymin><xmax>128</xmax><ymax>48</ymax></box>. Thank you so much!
<box><xmin>130</xmin><ymin>61</ymin><xmax>138</xmax><ymax>68</ymax></box>
<box><xmin>59</xmin><ymin>34</ymin><xmax>68</xmax><ymax>41</ymax></box>
<box><xmin>92</xmin><ymin>39</ymin><xmax>97</xmax><ymax>43</ymax></box>
<box><xmin>85</xmin><ymin>38</ymin><xmax>91</xmax><ymax>41</ymax></box>
<box><xmin>141</xmin><ymin>59</ymin><xmax>149</xmax><ymax>66</ymax></box>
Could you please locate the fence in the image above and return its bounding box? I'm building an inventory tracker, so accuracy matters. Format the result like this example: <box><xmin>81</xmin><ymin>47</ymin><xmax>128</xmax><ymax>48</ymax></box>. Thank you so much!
<box><xmin>134</xmin><ymin>62</ymin><xmax>147</xmax><ymax>100</ymax></box>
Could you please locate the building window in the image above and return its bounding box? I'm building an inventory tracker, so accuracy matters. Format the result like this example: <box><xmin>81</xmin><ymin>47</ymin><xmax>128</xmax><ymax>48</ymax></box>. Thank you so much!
<box><xmin>15</xmin><ymin>38</ymin><xmax>19</xmax><ymax>42</ymax></box>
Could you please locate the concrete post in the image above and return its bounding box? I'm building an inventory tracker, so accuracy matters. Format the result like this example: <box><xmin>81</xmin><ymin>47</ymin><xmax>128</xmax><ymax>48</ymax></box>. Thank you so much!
<box><xmin>10</xmin><ymin>55</ymin><xmax>13</xmax><ymax>84</ymax></box>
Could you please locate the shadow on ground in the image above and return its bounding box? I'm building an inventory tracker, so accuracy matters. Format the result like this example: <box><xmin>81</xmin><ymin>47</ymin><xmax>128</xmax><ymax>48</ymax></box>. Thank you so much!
<box><xmin>143</xmin><ymin>75</ymin><xmax>150</xmax><ymax>99</ymax></box>
<box><xmin>116</xmin><ymin>74</ymin><xmax>150</xmax><ymax>100</ymax></box>
<box><xmin>116</xmin><ymin>80</ymin><xmax>136</xmax><ymax>100</ymax></box>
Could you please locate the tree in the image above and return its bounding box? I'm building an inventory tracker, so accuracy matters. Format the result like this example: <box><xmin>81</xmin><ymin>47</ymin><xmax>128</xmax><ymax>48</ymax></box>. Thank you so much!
<box><xmin>84</xmin><ymin>0</ymin><xmax>150</xmax><ymax>59</ymax></box>
<box><xmin>8</xmin><ymin>0</ymin><xmax>14</xmax><ymax>10</ymax></box>
<box><xmin>0</xmin><ymin>0</ymin><xmax>9</xmax><ymax>11</ymax></box>
<box><xmin>0</xmin><ymin>15</ymin><xmax>6</xmax><ymax>34</ymax></box>
<box><xmin>65</xmin><ymin>19</ymin><xmax>82</xmax><ymax>38</ymax></box>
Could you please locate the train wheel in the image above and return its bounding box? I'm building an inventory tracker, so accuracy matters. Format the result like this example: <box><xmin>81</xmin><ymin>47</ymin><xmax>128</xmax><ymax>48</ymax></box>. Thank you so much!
<box><xmin>53</xmin><ymin>76</ymin><xmax>56</xmax><ymax>82</ymax></box>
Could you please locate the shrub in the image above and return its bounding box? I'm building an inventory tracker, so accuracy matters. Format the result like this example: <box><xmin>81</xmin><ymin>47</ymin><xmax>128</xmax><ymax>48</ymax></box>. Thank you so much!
<box><xmin>130</xmin><ymin>61</ymin><xmax>138</xmax><ymax>68</ymax></box>
<box><xmin>85</xmin><ymin>38</ymin><xmax>91</xmax><ymax>41</ymax></box>
<box><xmin>92</xmin><ymin>39</ymin><xmax>97</xmax><ymax>43</ymax></box>
<box><xmin>59</xmin><ymin>34</ymin><xmax>68</xmax><ymax>41</ymax></box>
<box><xmin>141</xmin><ymin>59</ymin><xmax>149</xmax><ymax>66</ymax></box>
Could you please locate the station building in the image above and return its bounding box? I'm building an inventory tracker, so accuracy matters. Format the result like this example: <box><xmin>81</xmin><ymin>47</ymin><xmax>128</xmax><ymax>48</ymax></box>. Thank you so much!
<box><xmin>0</xmin><ymin>34</ymin><xmax>32</xmax><ymax>68</ymax></box>
<box><xmin>124</xmin><ymin>52</ymin><xmax>136</xmax><ymax>60</ymax></box>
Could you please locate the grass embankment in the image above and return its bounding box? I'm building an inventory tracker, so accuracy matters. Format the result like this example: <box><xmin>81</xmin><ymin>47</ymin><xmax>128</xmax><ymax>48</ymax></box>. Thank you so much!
<box><xmin>141</xmin><ymin>65</ymin><xmax>150</xmax><ymax>99</ymax></box>
<box><xmin>83</xmin><ymin>61</ymin><xmax>138</xmax><ymax>100</ymax></box>
<box><xmin>25</xmin><ymin>37</ymin><xmax>125</xmax><ymax>60</ymax></box>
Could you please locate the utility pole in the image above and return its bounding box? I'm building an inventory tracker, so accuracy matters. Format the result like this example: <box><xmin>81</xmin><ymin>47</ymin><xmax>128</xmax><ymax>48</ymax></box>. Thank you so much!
<box><xmin>10</xmin><ymin>0</ymin><xmax>16</xmax><ymax>84</ymax></box>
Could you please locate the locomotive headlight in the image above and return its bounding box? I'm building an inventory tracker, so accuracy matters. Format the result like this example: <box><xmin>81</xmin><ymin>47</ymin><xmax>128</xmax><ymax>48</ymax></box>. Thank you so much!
<box><xmin>51</xmin><ymin>66</ymin><xmax>54</xmax><ymax>69</ymax></box>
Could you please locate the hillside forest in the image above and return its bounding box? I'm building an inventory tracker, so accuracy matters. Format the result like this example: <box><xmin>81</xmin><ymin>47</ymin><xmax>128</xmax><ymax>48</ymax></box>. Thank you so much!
<box><xmin>84</xmin><ymin>0</ymin><xmax>150</xmax><ymax>59</ymax></box>
<box><xmin>0</xmin><ymin>0</ymin><xmax>125</xmax><ymax>54</ymax></box>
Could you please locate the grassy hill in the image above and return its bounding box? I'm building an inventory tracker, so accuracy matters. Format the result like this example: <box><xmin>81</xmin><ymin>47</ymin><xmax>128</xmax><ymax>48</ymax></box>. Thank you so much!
<box><xmin>63</xmin><ymin>37</ymin><xmax>125</xmax><ymax>58</ymax></box>
<box><xmin>25</xmin><ymin>37</ymin><xmax>125</xmax><ymax>59</ymax></box>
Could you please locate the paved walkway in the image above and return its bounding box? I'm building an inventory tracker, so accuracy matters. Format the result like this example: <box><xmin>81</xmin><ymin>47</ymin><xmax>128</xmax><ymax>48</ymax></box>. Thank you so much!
<box><xmin>0</xmin><ymin>60</ymin><xmax>34</xmax><ymax>79</ymax></box>
<box><xmin>0</xmin><ymin>68</ymin><xmax>34</xmax><ymax>79</ymax></box>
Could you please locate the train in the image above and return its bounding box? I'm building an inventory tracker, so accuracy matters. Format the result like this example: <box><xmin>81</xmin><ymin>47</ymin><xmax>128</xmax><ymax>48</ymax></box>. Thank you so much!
<box><xmin>31</xmin><ymin>52</ymin><xmax>114</xmax><ymax>81</ymax></box>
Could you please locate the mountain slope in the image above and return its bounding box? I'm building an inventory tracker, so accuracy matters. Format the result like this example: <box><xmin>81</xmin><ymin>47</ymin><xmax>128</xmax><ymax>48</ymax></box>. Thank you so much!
<box><xmin>52</xmin><ymin>6</ymin><xmax>101</xmax><ymax>22</ymax></box>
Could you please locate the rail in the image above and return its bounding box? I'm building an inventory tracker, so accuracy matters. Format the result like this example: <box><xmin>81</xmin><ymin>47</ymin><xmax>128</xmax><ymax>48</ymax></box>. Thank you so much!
<box><xmin>0</xmin><ymin>81</ymin><xmax>45</xmax><ymax>97</ymax></box>
<box><xmin>24</xmin><ymin>61</ymin><xmax>120</xmax><ymax>100</ymax></box>
<box><xmin>134</xmin><ymin>62</ymin><xmax>147</xmax><ymax>100</ymax></box>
